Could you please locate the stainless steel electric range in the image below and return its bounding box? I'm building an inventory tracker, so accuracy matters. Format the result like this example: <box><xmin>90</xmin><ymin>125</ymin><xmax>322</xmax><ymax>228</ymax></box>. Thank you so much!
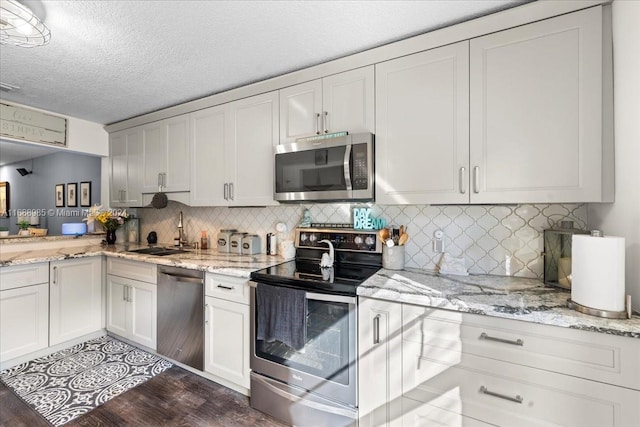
<box><xmin>249</xmin><ymin>226</ymin><xmax>382</xmax><ymax>427</ymax></box>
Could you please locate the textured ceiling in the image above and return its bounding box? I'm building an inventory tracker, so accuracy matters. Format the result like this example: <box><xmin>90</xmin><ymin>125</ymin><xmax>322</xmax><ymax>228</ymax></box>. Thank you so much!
<box><xmin>0</xmin><ymin>0</ymin><xmax>528</xmax><ymax>127</ymax></box>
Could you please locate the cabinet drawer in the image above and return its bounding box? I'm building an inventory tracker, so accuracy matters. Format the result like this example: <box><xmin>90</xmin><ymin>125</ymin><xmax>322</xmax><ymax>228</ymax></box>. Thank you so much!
<box><xmin>401</xmin><ymin>397</ymin><xmax>492</xmax><ymax>427</ymax></box>
<box><xmin>205</xmin><ymin>273</ymin><xmax>249</xmax><ymax>304</ymax></box>
<box><xmin>403</xmin><ymin>340</ymin><xmax>640</xmax><ymax>427</ymax></box>
<box><xmin>403</xmin><ymin>304</ymin><xmax>640</xmax><ymax>390</ymax></box>
<box><xmin>0</xmin><ymin>263</ymin><xmax>49</xmax><ymax>291</ymax></box>
<box><xmin>107</xmin><ymin>257</ymin><xmax>157</xmax><ymax>283</ymax></box>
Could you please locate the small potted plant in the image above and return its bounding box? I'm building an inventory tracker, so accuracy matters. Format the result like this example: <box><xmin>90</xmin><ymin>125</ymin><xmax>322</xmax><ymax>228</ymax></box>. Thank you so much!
<box><xmin>17</xmin><ymin>220</ymin><xmax>30</xmax><ymax>236</ymax></box>
<box><xmin>0</xmin><ymin>226</ymin><xmax>9</xmax><ymax>237</ymax></box>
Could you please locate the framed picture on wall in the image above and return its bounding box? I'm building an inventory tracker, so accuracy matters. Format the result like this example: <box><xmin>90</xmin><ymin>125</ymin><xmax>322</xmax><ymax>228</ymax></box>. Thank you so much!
<box><xmin>0</xmin><ymin>182</ymin><xmax>9</xmax><ymax>217</ymax></box>
<box><xmin>55</xmin><ymin>184</ymin><xmax>65</xmax><ymax>207</ymax></box>
<box><xmin>67</xmin><ymin>183</ymin><xmax>77</xmax><ymax>207</ymax></box>
<box><xmin>80</xmin><ymin>181</ymin><xmax>92</xmax><ymax>207</ymax></box>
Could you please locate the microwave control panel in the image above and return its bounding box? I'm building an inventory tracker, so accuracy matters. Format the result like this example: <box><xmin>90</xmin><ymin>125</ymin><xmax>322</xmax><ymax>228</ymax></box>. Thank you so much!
<box><xmin>352</xmin><ymin>143</ymin><xmax>369</xmax><ymax>190</ymax></box>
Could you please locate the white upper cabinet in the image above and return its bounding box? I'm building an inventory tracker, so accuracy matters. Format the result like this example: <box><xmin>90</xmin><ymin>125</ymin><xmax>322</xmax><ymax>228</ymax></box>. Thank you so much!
<box><xmin>376</xmin><ymin>6</ymin><xmax>611</xmax><ymax>205</ymax></box>
<box><xmin>141</xmin><ymin>115</ymin><xmax>190</xmax><ymax>193</ymax></box>
<box><xmin>109</xmin><ymin>127</ymin><xmax>143</xmax><ymax>207</ymax></box>
<box><xmin>228</xmin><ymin>91</ymin><xmax>280</xmax><ymax>206</ymax></box>
<box><xmin>189</xmin><ymin>104</ymin><xmax>228</xmax><ymax>206</ymax></box>
<box><xmin>190</xmin><ymin>91</ymin><xmax>279</xmax><ymax>206</ymax></box>
<box><xmin>279</xmin><ymin>66</ymin><xmax>374</xmax><ymax>143</ymax></box>
<box><xmin>376</xmin><ymin>41</ymin><xmax>470</xmax><ymax>205</ymax></box>
<box><xmin>469</xmin><ymin>6</ymin><xmax>610</xmax><ymax>203</ymax></box>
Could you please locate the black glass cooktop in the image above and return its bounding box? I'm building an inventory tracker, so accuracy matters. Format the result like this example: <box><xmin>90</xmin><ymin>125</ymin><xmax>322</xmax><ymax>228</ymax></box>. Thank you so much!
<box><xmin>250</xmin><ymin>259</ymin><xmax>380</xmax><ymax>296</ymax></box>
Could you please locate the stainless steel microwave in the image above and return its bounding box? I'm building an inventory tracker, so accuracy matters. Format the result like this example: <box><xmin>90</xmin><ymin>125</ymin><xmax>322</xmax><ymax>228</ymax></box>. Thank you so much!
<box><xmin>274</xmin><ymin>132</ymin><xmax>374</xmax><ymax>202</ymax></box>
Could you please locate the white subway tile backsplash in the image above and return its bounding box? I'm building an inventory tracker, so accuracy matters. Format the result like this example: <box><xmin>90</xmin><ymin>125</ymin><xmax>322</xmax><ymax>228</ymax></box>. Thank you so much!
<box><xmin>136</xmin><ymin>202</ymin><xmax>587</xmax><ymax>279</ymax></box>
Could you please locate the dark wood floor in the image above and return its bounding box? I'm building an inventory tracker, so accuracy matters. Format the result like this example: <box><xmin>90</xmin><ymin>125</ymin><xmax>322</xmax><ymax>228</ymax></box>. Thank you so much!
<box><xmin>0</xmin><ymin>366</ymin><xmax>287</xmax><ymax>426</ymax></box>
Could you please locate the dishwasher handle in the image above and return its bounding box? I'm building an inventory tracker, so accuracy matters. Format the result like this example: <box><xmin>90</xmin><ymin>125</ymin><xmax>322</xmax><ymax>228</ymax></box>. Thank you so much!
<box><xmin>158</xmin><ymin>271</ymin><xmax>204</xmax><ymax>284</ymax></box>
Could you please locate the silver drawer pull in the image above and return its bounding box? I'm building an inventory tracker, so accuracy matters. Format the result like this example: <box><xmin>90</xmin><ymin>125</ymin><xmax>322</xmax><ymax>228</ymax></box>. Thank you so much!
<box><xmin>480</xmin><ymin>332</ymin><xmax>523</xmax><ymax>346</ymax></box>
<box><xmin>373</xmin><ymin>314</ymin><xmax>381</xmax><ymax>344</ymax></box>
<box><xmin>480</xmin><ymin>385</ymin><xmax>523</xmax><ymax>404</ymax></box>
<box><xmin>217</xmin><ymin>284</ymin><xmax>234</xmax><ymax>290</ymax></box>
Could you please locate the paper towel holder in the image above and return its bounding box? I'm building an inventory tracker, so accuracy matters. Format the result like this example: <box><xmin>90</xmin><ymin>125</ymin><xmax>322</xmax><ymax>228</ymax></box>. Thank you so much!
<box><xmin>542</xmin><ymin>221</ymin><xmax>589</xmax><ymax>289</ymax></box>
<box><xmin>567</xmin><ymin>295</ymin><xmax>632</xmax><ymax>319</ymax></box>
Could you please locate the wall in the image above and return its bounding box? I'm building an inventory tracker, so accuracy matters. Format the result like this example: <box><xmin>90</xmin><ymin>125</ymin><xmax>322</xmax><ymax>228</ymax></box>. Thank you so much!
<box><xmin>588</xmin><ymin>0</ymin><xmax>640</xmax><ymax>312</ymax></box>
<box><xmin>0</xmin><ymin>152</ymin><xmax>102</xmax><ymax>235</ymax></box>
<box><xmin>138</xmin><ymin>202</ymin><xmax>586</xmax><ymax>279</ymax></box>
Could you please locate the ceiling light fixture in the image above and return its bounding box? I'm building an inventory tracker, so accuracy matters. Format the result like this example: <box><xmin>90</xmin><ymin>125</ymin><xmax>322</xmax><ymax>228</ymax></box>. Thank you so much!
<box><xmin>0</xmin><ymin>0</ymin><xmax>50</xmax><ymax>47</ymax></box>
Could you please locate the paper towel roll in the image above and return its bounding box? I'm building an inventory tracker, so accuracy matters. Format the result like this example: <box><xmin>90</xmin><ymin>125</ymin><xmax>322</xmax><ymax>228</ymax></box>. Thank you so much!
<box><xmin>571</xmin><ymin>234</ymin><xmax>625</xmax><ymax>312</ymax></box>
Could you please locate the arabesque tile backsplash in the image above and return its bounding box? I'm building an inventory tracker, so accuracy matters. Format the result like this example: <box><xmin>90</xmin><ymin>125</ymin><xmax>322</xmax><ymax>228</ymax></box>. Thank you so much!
<box><xmin>137</xmin><ymin>202</ymin><xmax>587</xmax><ymax>279</ymax></box>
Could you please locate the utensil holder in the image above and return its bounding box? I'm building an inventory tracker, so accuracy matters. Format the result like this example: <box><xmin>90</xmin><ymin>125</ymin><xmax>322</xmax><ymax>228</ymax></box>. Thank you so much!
<box><xmin>383</xmin><ymin>245</ymin><xmax>405</xmax><ymax>270</ymax></box>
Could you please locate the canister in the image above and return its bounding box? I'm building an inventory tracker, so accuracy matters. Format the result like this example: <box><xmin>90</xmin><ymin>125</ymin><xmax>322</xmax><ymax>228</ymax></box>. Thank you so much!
<box><xmin>217</xmin><ymin>229</ymin><xmax>238</xmax><ymax>252</ymax></box>
<box><xmin>241</xmin><ymin>234</ymin><xmax>262</xmax><ymax>255</ymax></box>
<box><xmin>230</xmin><ymin>232</ymin><xmax>247</xmax><ymax>254</ymax></box>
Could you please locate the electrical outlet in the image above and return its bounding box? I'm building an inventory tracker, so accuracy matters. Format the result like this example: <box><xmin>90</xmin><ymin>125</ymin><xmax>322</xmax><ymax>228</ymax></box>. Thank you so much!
<box><xmin>433</xmin><ymin>230</ymin><xmax>444</xmax><ymax>253</ymax></box>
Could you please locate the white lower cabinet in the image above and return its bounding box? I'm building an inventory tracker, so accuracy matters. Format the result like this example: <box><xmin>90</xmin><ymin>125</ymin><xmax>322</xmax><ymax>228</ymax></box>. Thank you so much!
<box><xmin>106</xmin><ymin>274</ymin><xmax>157</xmax><ymax>349</ymax></box>
<box><xmin>49</xmin><ymin>258</ymin><xmax>103</xmax><ymax>346</ymax></box>
<box><xmin>359</xmin><ymin>298</ymin><xmax>640</xmax><ymax>426</ymax></box>
<box><xmin>204</xmin><ymin>273</ymin><xmax>250</xmax><ymax>392</ymax></box>
<box><xmin>106</xmin><ymin>258</ymin><xmax>157</xmax><ymax>349</ymax></box>
<box><xmin>402</xmin><ymin>303</ymin><xmax>640</xmax><ymax>427</ymax></box>
<box><xmin>0</xmin><ymin>279</ymin><xmax>49</xmax><ymax>362</ymax></box>
<box><xmin>358</xmin><ymin>297</ymin><xmax>403</xmax><ymax>426</ymax></box>
<box><xmin>0</xmin><ymin>263</ymin><xmax>50</xmax><ymax>362</ymax></box>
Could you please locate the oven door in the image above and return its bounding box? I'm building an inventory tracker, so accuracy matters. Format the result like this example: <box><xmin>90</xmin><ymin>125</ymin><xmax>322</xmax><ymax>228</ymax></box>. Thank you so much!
<box><xmin>250</xmin><ymin>283</ymin><xmax>357</xmax><ymax>407</ymax></box>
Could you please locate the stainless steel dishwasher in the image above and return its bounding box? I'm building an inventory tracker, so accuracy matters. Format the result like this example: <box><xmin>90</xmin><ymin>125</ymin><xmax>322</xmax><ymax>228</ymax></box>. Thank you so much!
<box><xmin>157</xmin><ymin>265</ymin><xmax>204</xmax><ymax>370</ymax></box>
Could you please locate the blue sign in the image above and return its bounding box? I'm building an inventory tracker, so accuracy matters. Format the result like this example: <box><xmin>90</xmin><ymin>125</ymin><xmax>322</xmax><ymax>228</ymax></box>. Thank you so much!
<box><xmin>353</xmin><ymin>208</ymin><xmax>386</xmax><ymax>230</ymax></box>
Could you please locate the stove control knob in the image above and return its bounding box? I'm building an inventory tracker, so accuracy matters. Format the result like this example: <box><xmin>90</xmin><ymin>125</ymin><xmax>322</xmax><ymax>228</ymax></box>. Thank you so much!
<box><xmin>354</xmin><ymin>235</ymin><xmax>364</xmax><ymax>245</ymax></box>
<box><xmin>300</xmin><ymin>233</ymin><xmax>308</xmax><ymax>243</ymax></box>
<box><xmin>365</xmin><ymin>236</ymin><xmax>376</xmax><ymax>246</ymax></box>
<box><xmin>309</xmin><ymin>234</ymin><xmax>318</xmax><ymax>243</ymax></box>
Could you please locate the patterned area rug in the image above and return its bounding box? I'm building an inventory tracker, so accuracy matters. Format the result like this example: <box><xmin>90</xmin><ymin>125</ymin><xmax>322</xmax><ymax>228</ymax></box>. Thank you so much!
<box><xmin>0</xmin><ymin>335</ymin><xmax>173</xmax><ymax>426</ymax></box>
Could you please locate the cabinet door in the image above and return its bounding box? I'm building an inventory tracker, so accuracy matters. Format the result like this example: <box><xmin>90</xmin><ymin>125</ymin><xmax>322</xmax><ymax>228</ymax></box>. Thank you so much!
<box><xmin>204</xmin><ymin>296</ymin><xmax>250</xmax><ymax>388</ymax></box>
<box><xmin>279</xmin><ymin>79</ymin><xmax>322</xmax><ymax>144</ymax></box>
<box><xmin>164</xmin><ymin>115</ymin><xmax>190</xmax><ymax>192</ymax></box>
<box><xmin>111</xmin><ymin>128</ymin><xmax>143</xmax><ymax>207</ymax></box>
<box><xmin>141</xmin><ymin>121</ymin><xmax>166</xmax><ymax>193</ymax></box>
<box><xmin>129</xmin><ymin>280</ymin><xmax>157</xmax><ymax>350</ymax></box>
<box><xmin>49</xmin><ymin>258</ymin><xmax>102</xmax><ymax>346</ymax></box>
<box><xmin>109</xmin><ymin>131</ymin><xmax>128</xmax><ymax>207</ymax></box>
<box><xmin>358</xmin><ymin>297</ymin><xmax>403</xmax><ymax>427</ymax></box>
<box><xmin>0</xmin><ymin>283</ymin><xmax>49</xmax><ymax>362</ymax></box>
<box><xmin>142</xmin><ymin>116</ymin><xmax>190</xmax><ymax>193</ymax></box>
<box><xmin>376</xmin><ymin>42</ymin><xmax>470</xmax><ymax>204</ymax></box>
<box><xmin>470</xmin><ymin>7</ymin><xmax>603</xmax><ymax>203</ymax></box>
<box><xmin>228</xmin><ymin>91</ymin><xmax>279</xmax><ymax>206</ymax></box>
<box><xmin>124</xmin><ymin>128</ymin><xmax>143</xmax><ymax>206</ymax></box>
<box><xmin>322</xmin><ymin>66</ymin><xmax>374</xmax><ymax>134</ymax></box>
<box><xmin>189</xmin><ymin>105</ymin><xmax>229</xmax><ymax>206</ymax></box>
<box><xmin>106</xmin><ymin>274</ymin><xmax>129</xmax><ymax>338</ymax></box>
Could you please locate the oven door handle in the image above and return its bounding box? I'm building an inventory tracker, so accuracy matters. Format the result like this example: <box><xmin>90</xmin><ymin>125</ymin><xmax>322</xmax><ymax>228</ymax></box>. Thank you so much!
<box><xmin>306</xmin><ymin>292</ymin><xmax>356</xmax><ymax>305</ymax></box>
<box><xmin>249</xmin><ymin>282</ymin><xmax>357</xmax><ymax>305</ymax></box>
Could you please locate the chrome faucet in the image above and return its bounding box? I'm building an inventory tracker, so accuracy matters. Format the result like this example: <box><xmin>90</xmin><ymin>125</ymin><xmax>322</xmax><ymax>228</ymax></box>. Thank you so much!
<box><xmin>178</xmin><ymin>211</ymin><xmax>188</xmax><ymax>247</ymax></box>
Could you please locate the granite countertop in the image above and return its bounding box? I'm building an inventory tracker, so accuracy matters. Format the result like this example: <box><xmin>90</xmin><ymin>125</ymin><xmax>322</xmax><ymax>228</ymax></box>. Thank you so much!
<box><xmin>0</xmin><ymin>242</ymin><xmax>286</xmax><ymax>278</ymax></box>
<box><xmin>359</xmin><ymin>268</ymin><xmax>640</xmax><ymax>339</ymax></box>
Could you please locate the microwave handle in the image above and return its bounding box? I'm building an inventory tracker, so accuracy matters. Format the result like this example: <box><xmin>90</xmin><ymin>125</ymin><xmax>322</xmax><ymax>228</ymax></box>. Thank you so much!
<box><xmin>344</xmin><ymin>144</ymin><xmax>352</xmax><ymax>191</ymax></box>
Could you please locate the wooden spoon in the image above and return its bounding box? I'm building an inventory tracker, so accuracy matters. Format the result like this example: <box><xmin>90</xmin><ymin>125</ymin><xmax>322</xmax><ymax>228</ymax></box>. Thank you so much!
<box><xmin>379</xmin><ymin>228</ymin><xmax>390</xmax><ymax>243</ymax></box>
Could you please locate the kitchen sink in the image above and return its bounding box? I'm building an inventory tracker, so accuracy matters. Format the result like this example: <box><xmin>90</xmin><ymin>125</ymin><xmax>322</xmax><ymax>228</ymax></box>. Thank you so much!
<box><xmin>128</xmin><ymin>247</ymin><xmax>189</xmax><ymax>256</ymax></box>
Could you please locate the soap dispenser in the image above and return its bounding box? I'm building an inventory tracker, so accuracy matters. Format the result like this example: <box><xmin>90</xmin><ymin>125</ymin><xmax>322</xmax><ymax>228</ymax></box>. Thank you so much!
<box><xmin>201</xmin><ymin>231</ymin><xmax>208</xmax><ymax>250</ymax></box>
